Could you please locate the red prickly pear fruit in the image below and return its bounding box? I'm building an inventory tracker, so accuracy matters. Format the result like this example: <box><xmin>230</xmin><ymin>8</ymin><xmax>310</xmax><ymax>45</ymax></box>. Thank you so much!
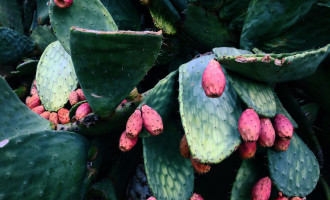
<box><xmin>239</xmin><ymin>142</ymin><xmax>257</xmax><ymax>159</ymax></box>
<box><xmin>180</xmin><ymin>134</ymin><xmax>190</xmax><ymax>158</ymax></box>
<box><xmin>126</xmin><ymin>109</ymin><xmax>143</xmax><ymax>139</ymax></box>
<box><xmin>147</xmin><ymin>197</ymin><xmax>156</xmax><ymax>200</ymax></box>
<box><xmin>273</xmin><ymin>114</ymin><xmax>293</xmax><ymax>140</ymax></box>
<box><xmin>190</xmin><ymin>193</ymin><xmax>204</xmax><ymax>200</ymax></box>
<box><xmin>190</xmin><ymin>156</ymin><xmax>211</xmax><ymax>174</ymax></box>
<box><xmin>32</xmin><ymin>105</ymin><xmax>45</xmax><ymax>114</ymax></box>
<box><xmin>141</xmin><ymin>105</ymin><xmax>163</xmax><ymax>136</ymax></box>
<box><xmin>58</xmin><ymin>108</ymin><xmax>70</xmax><ymax>124</ymax></box>
<box><xmin>76</xmin><ymin>89</ymin><xmax>86</xmax><ymax>101</ymax></box>
<box><xmin>258</xmin><ymin>118</ymin><xmax>275</xmax><ymax>147</ymax></box>
<box><xmin>69</xmin><ymin>91</ymin><xmax>79</xmax><ymax>106</ymax></box>
<box><xmin>121</xmin><ymin>99</ymin><xmax>128</xmax><ymax>104</ymax></box>
<box><xmin>238</xmin><ymin>108</ymin><xmax>261</xmax><ymax>142</ymax></box>
<box><xmin>201</xmin><ymin>59</ymin><xmax>226</xmax><ymax>98</ymax></box>
<box><xmin>75</xmin><ymin>103</ymin><xmax>92</xmax><ymax>120</ymax></box>
<box><xmin>275</xmin><ymin>192</ymin><xmax>289</xmax><ymax>200</ymax></box>
<box><xmin>251</xmin><ymin>176</ymin><xmax>272</xmax><ymax>200</ymax></box>
<box><xmin>30</xmin><ymin>86</ymin><xmax>38</xmax><ymax>96</ymax></box>
<box><xmin>119</xmin><ymin>131</ymin><xmax>138</xmax><ymax>152</ymax></box>
<box><xmin>33</xmin><ymin>80</ymin><xmax>37</xmax><ymax>86</ymax></box>
<box><xmin>54</xmin><ymin>0</ymin><xmax>73</xmax><ymax>8</ymax></box>
<box><xmin>40</xmin><ymin>111</ymin><xmax>51</xmax><ymax>120</ymax></box>
<box><xmin>49</xmin><ymin>112</ymin><xmax>59</xmax><ymax>124</ymax></box>
<box><xmin>26</xmin><ymin>95</ymin><xmax>41</xmax><ymax>109</ymax></box>
<box><xmin>274</xmin><ymin>138</ymin><xmax>290</xmax><ymax>151</ymax></box>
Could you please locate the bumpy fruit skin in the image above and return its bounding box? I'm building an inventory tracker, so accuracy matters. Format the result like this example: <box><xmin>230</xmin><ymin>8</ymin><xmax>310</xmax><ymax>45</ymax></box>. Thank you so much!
<box><xmin>201</xmin><ymin>59</ymin><xmax>226</xmax><ymax>98</ymax></box>
<box><xmin>274</xmin><ymin>138</ymin><xmax>291</xmax><ymax>151</ymax></box>
<box><xmin>147</xmin><ymin>197</ymin><xmax>156</xmax><ymax>200</ymax></box>
<box><xmin>40</xmin><ymin>111</ymin><xmax>50</xmax><ymax>120</ymax></box>
<box><xmin>26</xmin><ymin>95</ymin><xmax>41</xmax><ymax>109</ymax></box>
<box><xmin>30</xmin><ymin>86</ymin><xmax>38</xmax><ymax>96</ymax></box>
<box><xmin>69</xmin><ymin>91</ymin><xmax>79</xmax><ymax>106</ymax></box>
<box><xmin>32</xmin><ymin>105</ymin><xmax>45</xmax><ymax>114</ymax></box>
<box><xmin>76</xmin><ymin>89</ymin><xmax>86</xmax><ymax>101</ymax></box>
<box><xmin>238</xmin><ymin>108</ymin><xmax>261</xmax><ymax>142</ymax></box>
<box><xmin>75</xmin><ymin>103</ymin><xmax>92</xmax><ymax>120</ymax></box>
<box><xmin>49</xmin><ymin>112</ymin><xmax>59</xmax><ymax>124</ymax></box>
<box><xmin>252</xmin><ymin>177</ymin><xmax>272</xmax><ymax>200</ymax></box>
<box><xmin>54</xmin><ymin>0</ymin><xmax>73</xmax><ymax>8</ymax></box>
<box><xmin>180</xmin><ymin>134</ymin><xmax>190</xmax><ymax>158</ymax></box>
<box><xmin>275</xmin><ymin>192</ymin><xmax>289</xmax><ymax>200</ymax></box>
<box><xmin>239</xmin><ymin>142</ymin><xmax>257</xmax><ymax>159</ymax></box>
<box><xmin>190</xmin><ymin>193</ymin><xmax>204</xmax><ymax>200</ymax></box>
<box><xmin>141</xmin><ymin>105</ymin><xmax>163</xmax><ymax>136</ymax></box>
<box><xmin>190</xmin><ymin>156</ymin><xmax>211</xmax><ymax>174</ymax></box>
<box><xmin>58</xmin><ymin>108</ymin><xmax>70</xmax><ymax>124</ymax></box>
<box><xmin>273</xmin><ymin>114</ymin><xmax>293</xmax><ymax>140</ymax></box>
<box><xmin>119</xmin><ymin>131</ymin><xmax>138</xmax><ymax>152</ymax></box>
<box><xmin>126</xmin><ymin>109</ymin><xmax>143</xmax><ymax>139</ymax></box>
<box><xmin>258</xmin><ymin>118</ymin><xmax>275</xmax><ymax>147</ymax></box>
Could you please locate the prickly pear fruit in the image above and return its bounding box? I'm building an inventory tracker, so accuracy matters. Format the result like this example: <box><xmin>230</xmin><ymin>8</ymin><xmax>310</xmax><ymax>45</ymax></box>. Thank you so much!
<box><xmin>30</xmin><ymin>86</ymin><xmax>38</xmax><ymax>96</ymax></box>
<box><xmin>75</xmin><ymin>103</ymin><xmax>92</xmax><ymax>120</ymax></box>
<box><xmin>40</xmin><ymin>111</ymin><xmax>50</xmax><ymax>120</ymax></box>
<box><xmin>147</xmin><ymin>197</ymin><xmax>156</xmax><ymax>200</ymax></box>
<box><xmin>69</xmin><ymin>91</ymin><xmax>79</xmax><ymax>106</ymax></box>
<box><xmin>180</xmin><ymin>134</ymin><xmax>190</xmax><ymax>158</ymax></box>
<box><xmin>26</xmin><ymin>95</ymin><xmax>40</xmax><ymax>109</ymax></box>
<box><xmin>201</xmin><ymin>59</ymin><xmax>226</xmax><ymax>98</ymax></box>
<box><xmin>190</xmin><ymin>156</ymin><xmax>211</xmax><ymax>174</ymax></box>
<box><xmin>273</xmin><ymin>114</ymin><xmax>293</xmax><ymax>140</ymax></box>
<box><xmin>239</xmin><ymin>142</ymin><xmax>257</xmax><ymax>159</ymax></box>
<box><xmin>274</xmin><ymin>138</ymin><xmax>290</xmax><ymax>151</ymax></box>
<box><xmin>126</xmin><ymin>109</ymin><xmax>143</xmax><ymax>139</ymax></box>
<box><xmin>275</xmin><ymin>192</ymin><xmax>289</xmax><ymax>200</ymax></box>
<box><xmin>238</xmin><ymin>108</ymin><xmax>261</xmax><ymax>142</ymax></box>
<box><xmin>258</xmin><ymin>118</ymin><xmax>275</xmax><ymax>147</ymax></box>
<box><xmin>32</xmin><ymin>105</ymin><xmax>44</xmax><ymax>114</ymax></box>
<box><xmin>251</xmin><ymin>176</ymin><xmax>272</xmax><ymax>200</ymax></box>
<box><xmin>49</xmin><ymin>112</ymin><xmax>59</xmax><ymax>124</ymax></box>
<box><xmin>54</xmin><ymin>0</ymin><xmax>73</xmax><ymax>8</ymax></box>
<box><xmin>58</xmin><ymin>108</ymin><xmax>70</xmax><ymax>124</ymax></box>
<box><xmin>190</xmin><ymin>193</ymin><xmax>204</xmax><ymax>200</ymax></box>
<box><xmin>119</xmin><ymin>131</ymin><xmax>138</xmax><ymax>152</ymax></box>
<box><xmin>76</xmin><ymin>89</ymin><xmax>86</xmax><ymax>101</ymax></box>
<box><xmin>141</xmin><ymin>105</ymin><xmax>163</xmax><ymax>136</ymax></box>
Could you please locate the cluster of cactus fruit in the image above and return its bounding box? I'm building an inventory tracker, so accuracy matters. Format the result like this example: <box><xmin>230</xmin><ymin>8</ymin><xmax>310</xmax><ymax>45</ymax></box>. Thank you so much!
<box><xmin>1</xmin><ymin>0</ymin><xmax>330</xmax><ymax>199</ymax></box>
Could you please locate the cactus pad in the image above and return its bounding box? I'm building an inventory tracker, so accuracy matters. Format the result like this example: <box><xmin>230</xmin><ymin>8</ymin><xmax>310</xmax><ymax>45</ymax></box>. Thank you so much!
<box><xmin>30</xmin><ymin>25</ymin><xmax>57</xmax><ymax>51</ymax></box>
<box><xmin>11</xmin><ymin>59</ymin><xmax>38</xmax><ymax>76</ymax></box>
<box><xmin>36</xmin><ymin>41</ymin><xmax>78</xmax><ymax>111</ymax></box>
<box><xmin>275</xmin><ymin>95</ymin><xmax>298</xmax><ymax>128</ymax></box>
<box><xmin>0</xmin><ymin>0</ymin><xmax>23</xmax><ymax>33</ymax></box>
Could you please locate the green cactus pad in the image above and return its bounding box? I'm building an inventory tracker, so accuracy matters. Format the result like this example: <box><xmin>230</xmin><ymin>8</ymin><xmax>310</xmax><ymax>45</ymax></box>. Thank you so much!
<box><xmin>70</xmin><ymin>27</ymin><xmax>162</xmax><ymax>117</ymax></box>
<box><xmin>0</xmin><ymin>27</ymin><xmax>35</xmax><ymax>65</ymax></box>
<box><xmin>69</xmin><ymin>100</ymin><xmax>87</xmax><ymax>121</ymax></box>
<box><xmin>143</xmin><ymin>120</ymin><xmax>194</xmax><ymax>200</ymax></box>
<box><xmin>11</xmin><ymin>60</ymin><xmax>38</xmax><ymax>76</ymax></box>
<box><xmin>216</xmin><ymin>44</ymin><xmax>330</xmax><ymax>83</ymax></box>
<box><xmin>275</xmin><ymin>95</ymin><xmax>298</xmax><ymax>129</ymax></box>
<box><xmin>0</xmin><ymin>0</ymin><xmax>23</xmax><ymax>33</ymax></box>
<box><xmin>89</xmin><ymin>178</ymin><xmax>117</xmax><ymax>200</ymax></box>
<box><xmin>219</xmin><ymin>0</ymin><xmax>251</xmax><ymax>21</ymax></box>
<box><xmin>213</xmin><ymin>47</ymin><xmax>252</xmax><ymax>57</ymax></box>
<box><xmin>179</xmin><ymin>55</ymin><xmax>242</xmax><ymax>164</ymax></box>
<box><xmin>301</xmin><ymin>103</ymin><xmax>319</xmax><ymax>124</ymax></box>
<box><xmin>0</xmin><ymin>77</ymin><xmax>52</xmax><ymax>140</ymax></box>
<box><xmin>268</xmin><ymin>133</ymin><xmax>320</xmax><ymax>197</ymax></box>
<box><xmin>0</xmin><ymin>130</ymin><xmax>94</xmax><ymax>199</ymax></box>
<box><xmin>36</xmin><ymin>0</ymin><xmax>49</xmax><ymax>25</ymax></box>
<box><xmin>30</xmin><ymin>25</ymin><xmax>57</xmax><ymax>51</ymax></box>
<box><xmin>49</xmin><ymin>0</ymin><xmax>118</xmax><ymax>53</ymax></box>
<box><xmin>36</xmin><ymin>41</ymin><xmax>78</xmax><ymax>111</ymax></box>
<box><xmin>228</xmin><ymin>73</ymin><xmax>276</xmax><ymax>117</ymax></box>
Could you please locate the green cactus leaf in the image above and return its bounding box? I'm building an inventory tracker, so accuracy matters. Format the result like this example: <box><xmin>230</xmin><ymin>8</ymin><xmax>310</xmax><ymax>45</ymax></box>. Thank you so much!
<box><xmin>301</xmin><ymin>103</ymin><xmax>319</xmax><ymax>125</ymax></box>
<box><xmin>0</xmin><ymin>27</ymin><xmax>35</xmax><ymax>65</ymax></box>
<box><xmin>69</xmin><ymin>100</ymin><xmax>87</xmax><ymax>122</ymax></box>
<box><xmin>22</xmin><ymin>0</ymin><xmax>36</xmax><ymax>32</ymax></box>
<box><xmin>0</xmin><ymin>77</ymin><xmax>52</xmax><ymax>140</ymax></box>
<box><xmin>219</xmin><ymin>0</ymin><xmax>250</xmax><ymax>21</ymax></box>
<box><xmin>240</xmin><ymin>0</ymin><xmax>317</xmax><ymax>50</ymax></box>
<box><xmin>11</xmin><ymin>60</ymin><xmax>38</xmax><ymax>76</ymax></box>
<box><xmin>268</xmin><ymin>133</ymin><xmax>320</xmax><ymax>197</ymax></box>
<box><xmin>275</xmin><ymin>95</ymin><xmax>298</xmax><ymax>129</ymax></box>
<box><xmin>171</xmin><ymin>0</ymin><xmax>187</xmax><ymax>12</ymax></box>
<box><xmin>89</xmin><ymin>178</ymin><xmax>118</xmax><ymax>200</ymax></box>
<box><xmin>143</xmin><ymin>120</ymin><xmax>194</xmax><ymax>200</ymax></box>
<box><xmin>36</xmin><ymin>0</ymin><xmax>49</xmax><ymax>25</ymax></box>
<box><xmin>216</xmin><ymin>44</ymin><xmax>330</xmax><ymax>83</ymax></box>
<box><xmin>69</xmin><ymin>27</ymin><xmax>162</xmax><ymax>117</ymax></box>
<box><xmin>213</xmin><ymin>47</ymin><xmax>252</xmax><ymax>57</ymax></box>
<box><xmin>189</xmin><ymin>0</ymin><xmax>223</xmax><ymax>11</ymax></box>
<box><xmin>0</xmin><ymin>0</ymin><xmax>23</xmax><ymax>33</ymax></box>
<box><xmin>36</xmin><ymin>41</ymin><xmax>78</xmax><ymax>111</ymax></box>
<box><xmin>30</xmin><ymin>25</ymin><xmax>57</xmax><ymax>51</ymax></box>
<box><xmin>49</xmin><ymin>0</ymin><xmax>118</xmax><ymax>54</ymax></box>
<box><xmin>0</xmin><ymin>130</ymin><xmax>94</xmax><ymax>199</ymax></box>
<box><xmin>179</xmin><ymin>55</ymin><xmax>242</xmax><ymax>164</ymax></box>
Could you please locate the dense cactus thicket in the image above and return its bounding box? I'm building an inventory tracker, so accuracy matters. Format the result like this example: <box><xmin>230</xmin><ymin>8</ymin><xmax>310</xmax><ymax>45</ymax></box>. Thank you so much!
<box><xmin>0</xmin><ymin>0</ymin><xmax>330</xmax><ymax>199</ymax></box>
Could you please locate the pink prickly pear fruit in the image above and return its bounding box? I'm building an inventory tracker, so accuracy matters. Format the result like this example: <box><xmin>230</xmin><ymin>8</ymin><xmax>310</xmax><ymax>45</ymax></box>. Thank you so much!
<box><xmin>26</xmin><ymin>95</ymin><xmax>41</xmax><ymax>109</ymax></box>
<box><xmin>30</xmin><ymin>86</ymin><xmax>38</xmax><ymax>96</ymax></box>
<box><xmin>274</xmin><ymin>138</ymin><xmax>290</xmax><ymax>151</ymax></box>
<box><xmin>273</xmin><ymin>114</ymin><xmax>293</xmax><ymax>140</ymax></box>
<box><xmin>190</xmin><ymin>193</ymin><xmax>204</xmax><ymax>200</ymax></box>
<box><xmin>201</xmin><ymin>59</ymin><xmax>226</xmax><ymax>98</ymax></box>
<box><xmin>238</xmin><ymin>108</ymin><xmax>261</xmax><ymax>142</ymax></box>
<box><xmin>190</xmin><ymin>156</ymin><xmax>211</xmax><ymax>174</ymax></box>
<box><xmin>40</xmin><ymin>111</ymin><xmax>51</xmax><ymax>120</ymax></box>
<box><xmin>54</xmin><ymin>0</ymin><xmax>73</xmax><ymax>8</ymax></box>
<box><xmin>125</xmin><ymin>109</ymin><xmax>143</xmax><ymax>139</ymax></box>
<box><xmin>119</xmin><ymin>131</ymin><xmax>138</xmax><ymax>152</ymax></box>
<box><xmin>239</xmin><ymin>142</ymin><xmax>257</xmax><ymax>159</ymax></box>
<box><xmin>275</xmin><ymin>192</ymin><xmax>289</xmax><ymax>200</ymax></box>
<box><xmin>147</xmin><ymin>197</ymin><xmax>156</xmax><ymax>200</ymax></box>
<box><xmin>121</xmin><ymin>99</ymin><xmax>128</xmax><ymax>104</ymax></box>
<box><xmin>32</xmin><ymin>105</ymin><xmax>45</xmax><ymax>114</ymax></box>
<box><xmin>33</xmin><ymin>80</ymin><xmax>37</xmax><ymax>86</ymax></box>
<box><xmin>49</xmin><ymin>112</ymin><xmax>59</xmax><ymax>124</ymax></box>
<box><xmin>76</xmin><ymin>89</ymin><xmax>86</xmax><ymax>101</ymax></box>
<box><xmin>75</xmin><ymin>103</ymin><xmax>92</xmax><ymax>120</ymax></box>
<box><xmin>69</xmin><ymin>91</ymin><xmax>79</xmax><ymax>106</ymax></box>
<box><xmin>141</xmin><ymin>105</ymin><xmax>163</xmax><ymax>136</ymax></box>
<box><xmin>251</xmin><ymin>176</ymin><xmax>272</xmax><ymax>200</ymax></box>
<box><xmin>258</xmin><ymin>118</ymin><xmax>275</xmax><ymax>147</ymax></box>
<box><xmin>58</xmin><ymin>108</ymin><xmax>70</xmax><ymax>124</ymax></box>
<box><xmin>180</xmin><ymin>134</ymin><xmax>190</xmax><ymax>158</ymax></box>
